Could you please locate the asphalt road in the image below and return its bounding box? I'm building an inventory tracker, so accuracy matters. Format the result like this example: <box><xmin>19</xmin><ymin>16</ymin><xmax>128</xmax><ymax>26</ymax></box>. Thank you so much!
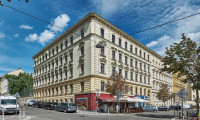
<box><xmin>0</xmin><ymin>106</ymin><xmax>178</xmax><ymax>120</ymax></box>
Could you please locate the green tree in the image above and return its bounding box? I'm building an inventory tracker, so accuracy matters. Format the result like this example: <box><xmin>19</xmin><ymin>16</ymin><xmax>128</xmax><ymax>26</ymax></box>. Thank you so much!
<box><xmin>5</xmin><ymin>72</ymin><xmax>33</xmax><ymax>97</ymax></box>
<box><xmin>156</xmin><ymin>83</ymin><xmax>173</xmax><ymax>106</ymax></box>
<box><xmin>161</xmin><ymin>33</ymin><xmax>200</xmax><ymax>118</ymax></box>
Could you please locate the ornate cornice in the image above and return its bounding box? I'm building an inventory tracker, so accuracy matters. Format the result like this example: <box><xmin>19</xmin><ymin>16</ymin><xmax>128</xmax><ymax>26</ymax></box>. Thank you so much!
<box><xmin>111</xmin><ymin>61</ymin><xmax>117</xmax><ymax>67</ymax></box>
<box><xmin>100</xmin><ymin>58</ymin><xmax>107</xmax><ymax>63</ymax></box>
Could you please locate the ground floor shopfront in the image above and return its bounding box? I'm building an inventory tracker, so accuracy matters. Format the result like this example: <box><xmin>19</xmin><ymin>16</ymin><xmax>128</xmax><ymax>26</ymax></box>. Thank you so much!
<box><xmin>33</xmin><ymin>75</ymin><xmax>152</xmax><ymax>110</ymax></box>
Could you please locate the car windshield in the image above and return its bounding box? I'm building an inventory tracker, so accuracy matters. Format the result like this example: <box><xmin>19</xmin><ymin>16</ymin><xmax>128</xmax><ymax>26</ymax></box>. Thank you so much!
<box><xmin>1</xmin><ymin>99</ymin><xmax>17</xmax><ymax>105</ymax></box>
<box><xmin>69</xmin><ymin>103</ymin><xmax>76</xmax><ymax>106</ymax></box>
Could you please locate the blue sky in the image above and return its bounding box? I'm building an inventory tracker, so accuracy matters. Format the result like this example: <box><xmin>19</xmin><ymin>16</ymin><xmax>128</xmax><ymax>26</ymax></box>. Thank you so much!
<box><xmin>0</xmin><ymin>0</ymin><xmax>200</xmax><ymax>76</ymax></box>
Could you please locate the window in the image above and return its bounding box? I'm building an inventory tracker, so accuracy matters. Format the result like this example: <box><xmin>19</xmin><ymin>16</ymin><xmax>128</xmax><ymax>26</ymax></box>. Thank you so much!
<box><xmin>101</xmin><ymin>63</ymin><xmax>105</xmax><ymax>74</ymax></box>
<box><xmin>60</xmin><ymin>72</ymin><xmax>62</xmax><ymax>79</ymax></box>
<box><xmin>49</xmin><ymin>51</ymin><xmax>51</xmax><ymax>58</ymax></box>
<box><xmin>130</xmin><ymin>72</ymin><xmax>133</xmax><ymax>81</ymax></box>
<box><xmin>60</xmin><ymin>58</ymin><xmax>63</xmax><ymax>65</ymax></box>
<box><xmin>125</xmin><ymin>42</ymin><xmax>127</xmax><ymax>50</ymax></box>
<box><xmin>81</xmin><ymin>64</ymin><xmax>84</xmax><ymax>74</ymax></box>
<box><xmin>148</xmin><ymin>78</ymin><xmax>150</xmax><ymax>84</ymax></box>
<box><xmin>119</xmin><ymin>69</ymin><xmax>122</xmax><ymax>75</ymax></box>
<box><xmin>135</xmin><ymin>47</ymin><xmax>137</xmax><ymax>55</ymax></box>
<box><xmin>70</xmin><ymin>52</ymin><xmax>73</xmax><ymax>61</ymax></box>
<box><xmin>49</xmin><ymin>64</ymin><xmax>50</xmax><ymax>70</ymax></box>
<box><xmin>56</xmin><ymin>87</ymin><xmax>58</xmax><ymax>95</ymax></box>
<box><xmin>101</xmin><ymin>81</ymin><xmax>105</xmax><ymax>91</ymax></box>
<box><xmin>119</xmin><ymin>39</ymin><xmax>122</xmax><ymax>47</ymax></box>
<box><xmin>56</xmin><ymin>60</ymin><xmax>58</xmax><ymax>67</ymax></box>
<box><xmin>140</xmin><ymin>75</ymin><xmax>142</xmax><ymax>83</ymax></box>
<box><xmin>144</xmin><ymin>76</ymin><xmax>146</xmax><ymax>84</ymax></box>
<box><xmin>52</xmin><ymin>88</ymin><xmax>54</xmax><ymax>96</ymax></box>
<box><xmin>70</xmin><ymin>36</ymin><xmax>73</xmax><ymax>45</ymax></box>
<box><xmin>148</xmin><ymin>55</ymin><xmax>149</xmax><ymax>61</ymax></box>
<box><xmin>112</xmin><ymin>51</ymin><xmax>115</xmax><ymax>60</ymax></box>
<box><xmin>144</xmin><ymin>64</ymin><xmax>146</xmax><ymax>72</ymax></box>
<box><xmin>70</xmin><ymin>68</ymin><xmax>73</xmax><ymax>77</ymax></box>
<box><xmin>81</xmin><ymin>29</ymin><xmax>84</xmax><ymax>38</ymax></box>
<box><xmin>130</xmin><ymin>59</ymin><xmax>133</xmax><ymax>67</ymax></box>
<box><xmin>140</xmin><ymin>50</ymin><xmax>142</xmax><ymax>57</ymax></box>
<box><xmin>101</xmin><ymin>47</ymin><xmax>104</xmax><ymax>55</ymax></box>
<box><xmin>125</xmin><ymin>71</ymin><xmax>128</xmax><ymax>79</ymax></box>
<box><xmin>144</xmin><ymin>52</ymin><xmax>146</xmax><ymax>59</ymax></box>
<box><xmin>65</xmin><ymin>70</ymin><xmax>67</xmax><ymax>78</ymax></box>
<box><xmin>140</xmin><ymin>88</ymin><xmax>142</xmax><ymax>95</ymax></box>
<box><xmin>140</xmin><ymin>63</ymin><xmax>142</xmax><ymax>70</ymax></box>
<box><xmin>56</xmin><ymin>73</ymin><xmax>58</xmax><ymax>80</ymax></box>
<box><xmin>119</xmin><ymin>53</ymin><xmax>122</xmax><ymax>63</ymax></box>
<box><xmin>130</xmin><ymin>45</ymin><xmax>133</xmax><ymax>52</ymax></box>
<box><xmin>81</xmin><ymin>47</ymin><xmax>84</xmax><ymax>56</ymax></box>
<box><xmin>125</xmin><ymin>56</ymin><xmax>128</xmax><ymax>65</ymax></box>
<box><xmin>135</xmin><ymin>73</ymin><xmax>138</xmax><ymax>82</ymax></box>
<box><xmin>101</xmin><ymin>28</ymin><xmax>104</xmax><ymax>38</ymax></box>
<box><xmin>65</xmin><ymin>85</ymin><xmax>68</xmax><ymax>94</ymax></box>
<box><xmin>56</xmin><ymin>46</ymin><xmax>58</xmax><ymax>53</ymax></box>
<box><xmin>112</xmin><ymin>67</ymin><xmax>115</xmax><ymax>75</ymax></box>
<box><xmin>61</xmin><ymin>43</ymin><xmax>63</xmax><ymax>51</ymax></box>
<box><xmin>70</xmin><ymin>84</ymin><xmax>73</xmax><ymax>93</ymax></box>
<box><xmin>135</xmin><ymin>87</ymin><xmax>138</xmax><ymax>95</ymax></box>
<box><xmin>135</xmin><ymin>61</ymin><xmax>138</xmax><ymax>69</ymax></box>
<box><xmin>52</xmin><ymin>49</ymin><xmax>54</xmax><ymax>55</ymax></box>
<box><xmin>65</xmin><ymin>41</ymin><xmax>68</xmax><ymax>47</ymax></box>
<box><xmin>112</xmin><ymin>35</ymin><xmax>115</xmax><ymax>43</ymax></box>
<box><xmin>131</xmin><ymin>87</ymin><xmax>133</xmax><ymax>95</ymax></box>
<box><xmin>70</xmin><ymin>99</ymin><xmax>73</xmax><ymax>103</ymax></box>
<box><xmin>49</xmin><ymin>89</ymin><xmax>50</xmax><ymax>96</ymax></box>
<box><xmin>65</xmin><ymin>55</ymin><xmax>67</xmax><ymax>63</ymax></box>
<box><xmin>45</xmin><ymin>54</ymin><xmax>47</xmax><ymax>60</ymax></box>
<box><xmin>81</xmin><ymin>82</ymin><xmax>84</xmax><ymax>92</ymax></box>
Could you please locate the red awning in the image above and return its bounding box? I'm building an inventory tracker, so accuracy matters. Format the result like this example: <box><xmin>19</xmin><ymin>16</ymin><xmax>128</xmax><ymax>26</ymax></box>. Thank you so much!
<box><xmin>98</xmin><ymin>97</ymin><xmax>114</xmax><ymax>102</ymax></box>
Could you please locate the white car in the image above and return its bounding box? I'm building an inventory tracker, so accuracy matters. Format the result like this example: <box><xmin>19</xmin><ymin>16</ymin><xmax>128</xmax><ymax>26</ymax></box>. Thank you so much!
<box><xmin>0</xmin><ymin>95</ymin><xmax>20</xmax><ymax>114</ymax></box>
<box><xmin>29</xmin><ymin>100</ymin><xmax>36</xmax><ymax>106</ymax></box>
<box><xmin>24</xmin><ymin>99</ymin><xmax>31</xmax><ymax>106</ymax></box>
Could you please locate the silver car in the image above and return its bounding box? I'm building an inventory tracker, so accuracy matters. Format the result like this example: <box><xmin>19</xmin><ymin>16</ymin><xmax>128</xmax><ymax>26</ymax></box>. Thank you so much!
<box><xmin>143</xmin><ymin>106</ymin><xmax>158</xmax><ymax>112</ymax></box>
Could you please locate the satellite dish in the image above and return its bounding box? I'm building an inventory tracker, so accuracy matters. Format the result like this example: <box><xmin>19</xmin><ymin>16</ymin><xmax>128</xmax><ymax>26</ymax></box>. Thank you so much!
<box><xmin>177</xmin><ymin>89</ymin><xmax>188</xmax><ymax>98</ymax></box>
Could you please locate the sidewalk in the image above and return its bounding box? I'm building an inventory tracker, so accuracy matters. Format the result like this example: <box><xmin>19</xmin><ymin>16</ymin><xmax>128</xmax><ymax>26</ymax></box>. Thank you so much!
<box><xmin>0</xmin><ymin>115</ymin><xmax>31</xmax><ymax>120</ymax></box>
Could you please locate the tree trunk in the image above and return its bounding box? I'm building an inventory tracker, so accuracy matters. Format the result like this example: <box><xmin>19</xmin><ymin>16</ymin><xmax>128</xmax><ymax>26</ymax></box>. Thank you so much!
<box><xmin>196</xmin><ymin>88</ymin><xmax>199</xmax><ymax>120</ymax></box>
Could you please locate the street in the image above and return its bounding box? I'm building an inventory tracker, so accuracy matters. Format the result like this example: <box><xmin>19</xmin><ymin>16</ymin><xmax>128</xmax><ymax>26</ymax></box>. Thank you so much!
<box><xmin>0</xmin><ymin>105</ymin><xmax>178</xmax><ymax>120</ymax></box>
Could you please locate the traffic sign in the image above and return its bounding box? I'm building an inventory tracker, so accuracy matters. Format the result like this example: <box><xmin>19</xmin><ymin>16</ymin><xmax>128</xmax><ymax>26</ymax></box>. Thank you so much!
<box><xmin>177</xmin><ymin>89</ymin><xmax>188</xmax><ymax>98</ymax></box>
<box><xmin>14</xmin><ymin>92</ymin><xmax>20</xmax><ymax>98</ymax></box>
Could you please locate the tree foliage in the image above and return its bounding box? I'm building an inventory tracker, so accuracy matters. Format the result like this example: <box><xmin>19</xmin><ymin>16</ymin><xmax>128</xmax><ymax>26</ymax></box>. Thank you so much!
<box><xmin>5</xmin><ymin>72</ymin><xmax>33</xmax><ymax>96</ymax></box>
<box><xmin>156</xmin><ymin>83</ymin><xmax>173</xmax><ymax>104</ymax></box>
<box><xmin>161</xmin><ymin>33</ymin><xmax>200</xmax><ymax>118</ymax></box>
<box><xmin>105</xmin><ymin>72</ymin><xmax>128</xmax><ymax>96</ymax></box>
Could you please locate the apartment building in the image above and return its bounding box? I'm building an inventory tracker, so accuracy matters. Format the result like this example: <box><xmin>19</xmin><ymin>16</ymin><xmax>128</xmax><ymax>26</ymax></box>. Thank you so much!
<box><xmin>33</xmin><ymin>12</ymin><xmax>173</xmax><ymax>110</ymax></box>
<box><xmin>0</xmin><ymin>68</ymin><xmax>24</xmax><ymax>95</ymax></box>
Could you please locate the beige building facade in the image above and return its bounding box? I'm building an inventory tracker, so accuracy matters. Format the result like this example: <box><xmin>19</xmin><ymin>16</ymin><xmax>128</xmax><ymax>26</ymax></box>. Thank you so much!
<box><xmin>33</xmin><ymin>12</ymin><xmax>173</xmax><ymax>107</ymax></box>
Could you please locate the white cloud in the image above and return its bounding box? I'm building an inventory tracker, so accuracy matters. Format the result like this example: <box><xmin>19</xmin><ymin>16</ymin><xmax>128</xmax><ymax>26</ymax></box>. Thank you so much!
<box><xmin>38</xmin><ymin>30</ymin><xmax>55</xmax><ymax>45</ymax></box>
<box><xmin>13</xmin><ymin>33</ymin><xmax>19</xmax><ymax>37</ymax></box>
<box><xmin>0</xmin><ymin>32</ymin><xmax>5</xmax><ymax>39</ymax></box>
<box><xmin>25</xmin><ymin>14</ymin><xmax>70</xmax><ymax>45</ymax></box>
<box><xmin>49</xmin><ymin>14</ymin><xmax>70</xmax><ymax>32</ymax></box>
<box><xmin>0</xmin><ymin>67</ymin><xmax>15</xmax><ymax>72</ymax></box>
<box><xmin>19</xmin><ymin>25</ymin><xmax>33</xmax><ymax>30</ymax></box>
<box><xmin>146</xmin><ymin>1</ymin><xmax>200</xmax><ymax>56</ymax></box>
<box><xmin>25</xmin><ymin>33</ymin><xmax>38</xmax><ymax>42</ymax></box>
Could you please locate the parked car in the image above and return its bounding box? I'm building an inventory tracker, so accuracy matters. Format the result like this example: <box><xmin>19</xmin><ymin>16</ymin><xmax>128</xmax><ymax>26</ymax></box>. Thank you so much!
<box><xmin>143</xmin><ymin>105</ymin><xmax>158</xmax><ymax>112</ymax></box>
<box><xmin>188</xmin><ymin>110</ymin><xmax>200</xmax><ymax>117</ymax></box>
<box><xmin>32</xmin><ymin>101</ymin><xmax>43</xmax><ymax>108</ymax></box>
<box><xmin>55</xmin><ymin>103</ymin><xmax>77</xmax><ymax>113</ymax></box>
<box><xmin>158</xmin><ymin>106</ymin><xmax>169</xmax><ymax>111</ymax></box>
<box><xmin>29</xmin><ymin>100</ymin><xmax>36</xmax><ymax>106</ymax></box>
<box><xmin>42</xmin><ymin>102</ymin><xmax>58</xmax><ymax>110</ymax></box>
<box><xmin>24</xmin><ymin>99</ymin><xmax>32</xmax><ymax>106</ymax></box>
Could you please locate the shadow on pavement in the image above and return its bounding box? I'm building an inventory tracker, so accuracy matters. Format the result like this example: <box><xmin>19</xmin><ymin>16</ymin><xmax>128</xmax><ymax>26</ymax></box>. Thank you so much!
<box><xmin>135</xmin><ymin>113</ymin><xmax>175</xmax><ymax>119</ymax></box>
